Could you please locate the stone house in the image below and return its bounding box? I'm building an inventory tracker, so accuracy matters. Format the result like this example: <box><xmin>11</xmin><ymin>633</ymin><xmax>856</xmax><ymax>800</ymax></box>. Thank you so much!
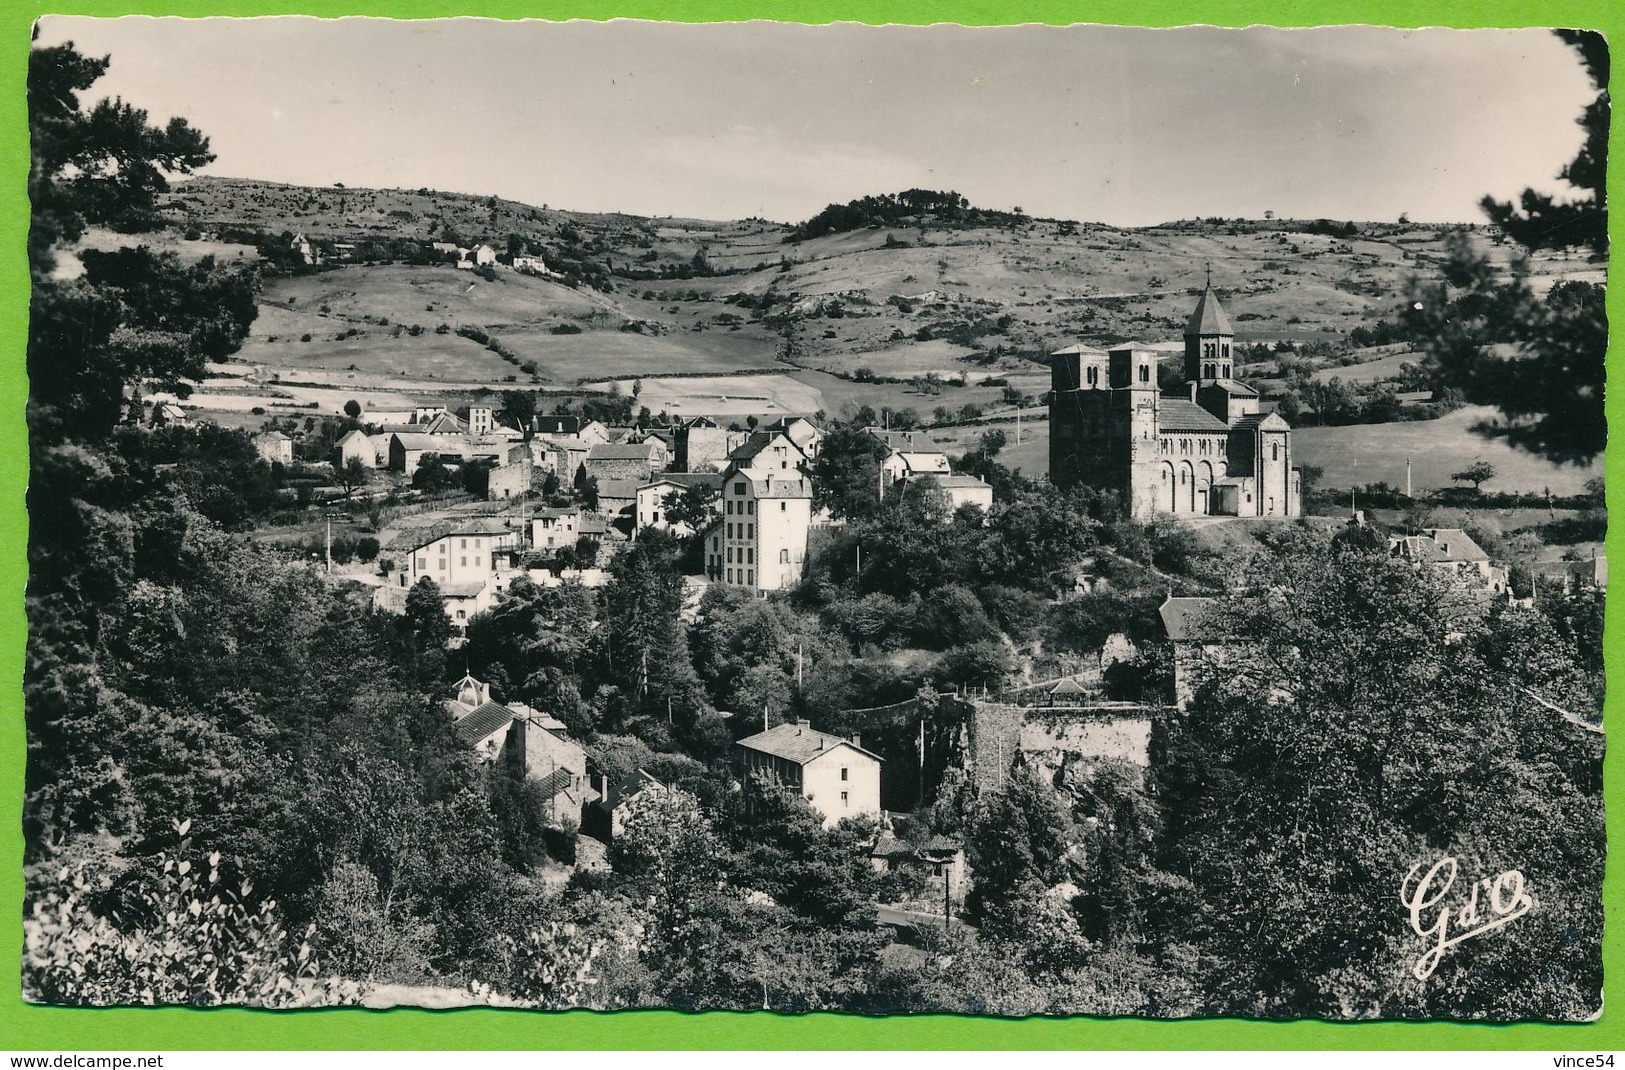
<box><xmin>736</xmin><ymin>719</ymin><xmax>883</xmax><ymax>828</ymax></box>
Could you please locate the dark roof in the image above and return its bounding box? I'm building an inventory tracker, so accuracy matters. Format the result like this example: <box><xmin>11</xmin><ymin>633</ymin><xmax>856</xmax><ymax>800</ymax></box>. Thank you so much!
<box><xmin>641</xmin><ymin>472</ymin><xmax>723</xmax><ymax>494</ymax></box>
<box><xmin>728</xmin><ymin>431</ymin><xmax>801</xmax><ymax>463</ymax></box>
<box><xmin>870</xmin><ymin>834</ymin><xmax>914</xmax><ymax>859</ymax></box>
<box><xmin>1159</xmin><ymin>596</ymin><xmax>1223</xmax><ymax>643</ymax></box>
<box><xmin>1425</xmin><ymin>528</ymin><xmax>1490</xmax><ymax>562</ymax></box>
<box><xmin>921</xmin><ymin>835</ymin><xmax>963</xmax><ymax>856</ymax></box>
<box><xmin>595</xmin><ymin>478</ymin><xmax>640</xmax><ymax>501</ymax></box>
<box><xmin>1051</xmin><ymin>342</ymin><xmax>1109</xmax><ymax>357</ymax></box>
<box><xmin>1230</xmin><ymin>412</ymin><xmax>1290</xmax><ymax>432</ymax></box>
<box><xmin>737</xmin><ymin>722</ymin><xmax>883</xmax><ymax>764</ymax></box>
<box><xmin>902</xmin><ymin>473</ymin><xmax>990</xmax><ymax>490</ymax></box>
<box><xmin>1158</xmin><ymin>399</ymin><xmax>1231</xmax><ymax>433</ymax></box>
<box><xmin>1208</xmin><ymin>378</ymin><xmax>1259</xmax><ymax>396</ymax></box>
<box><xmin>454</xmin><ymin>700</ymin><xmax>514</xmax><ymax>745</ymax></box>
<box><xmin>534</xmin><ymin>767</ymin><xmax>573</xmax><ymax>800</ymax></box>
<box><xmin>1185</xmin><ymin>284</ymin><xmax>1235</xmax><ymax>336</ymax></box>
<box><xmin>530</xmin><ymin>415</ymin><xmax>580</xmax><ymax>435</ymax></box>
<box><xmin>587</xmin><ymin>442</ymin><xmax>660</xmax><ymax>461</ymax></box>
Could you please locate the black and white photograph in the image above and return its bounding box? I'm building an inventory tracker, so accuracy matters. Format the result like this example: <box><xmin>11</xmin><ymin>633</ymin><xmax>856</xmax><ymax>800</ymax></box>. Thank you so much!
<box><xmin>21</xmin><ymin>17</ymin><xmax>1607</xmax><ymax>1020</ymax></box>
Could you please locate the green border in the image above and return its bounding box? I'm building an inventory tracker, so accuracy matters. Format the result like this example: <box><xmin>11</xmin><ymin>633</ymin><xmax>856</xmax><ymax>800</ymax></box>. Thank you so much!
<box><xmin>0</xmin><ymin>0</ymin><xmax>1620</xmax><ymax>1051</ymax></box>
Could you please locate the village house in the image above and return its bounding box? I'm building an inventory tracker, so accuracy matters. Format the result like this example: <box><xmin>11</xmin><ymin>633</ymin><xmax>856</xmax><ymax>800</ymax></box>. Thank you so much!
<box><xmin>389</xmin><ymin>518</ymin><xmax>520</xmax><ymax>593</ymax></box>
<box><xmin>593</xmin><ymin>478</ymin><xmax>640</xmax><ymax>524</ymax></box>
<box><xmin>764</xmin><ymin>416</ymin><xmax>823</xmax><ymax>460</ymax></box>
<box><xmin>1158</xmin><ymin>594</ymin><xmax>1242</xmax><ymax>708</ymax></box>
<box><xmin>527</xmin><ymin>414</ymin><xmax>582</xmax><ymax>439</ymax></box>
<box><xmin>1389</xmin><ymin>528</ymin><xmax>1510</xmax><ymax>595</ymax></box>
<box><xmin>387</xmin><ymin>432</ymin><xmax>453</xmax><ymax>475</ymax></box>
<box><xmin>252</xmin><ymin>430</ymin><xmax>294</xmax><ymax>466</ymax></box>
<box><xmin>335</xmin><ymin>429</ymin><xmax>374</xmax><ymax>469</ymax></box>
<box><xmin>634</xmin><ymin>472</ymin><xmax>722</xmax><ymax>538</ymax></box>
<box><xmin>879</xmin><ymin>449</ymin><xmax>952</xmax><ymax>497</ymax></box>
<box><xmin>584</xmin><ymin>441</ymin><xmax>664</xmax><ymax>484</ymax></box>
<box><xmin>900</xmin><ymin>472</ymin><xmax>994</xmax><ymax>514</ymax></box>
<box><xmin>1049</xmin><ymin>282</ymin><xmax>1301</xmax><ymax>519</ymax></box>
<box><xmin>728</xmin><ymin>430</ymin><xmax>809</xmax><ymax>477</ymax></box>
<box><xmin>674</xmin><ymin>416</ymin><xmax>748</xmax><ymax>473</ymax></box>
<box><xmin>486</xmin><ymin>461</ymin><xmax>531</xmax><ymax>500</ymax></box>
<box><xmin>584</xmin><ymin>768</ymin><xmax>669</xmax><ymax>841</ymax></box>
<box><xmin>736</xmin><ymin>719</ymin><xmax>883</xmax><ymax>828</ymax></box>
<box><xmin>705</xmin><ymin>467</ymin><xmax>813</xmax><ymax>592</ymax></box>
<box><xmin>537</xmin><ymin>439</ymin><xmax>590</xmax><ymax>483</ymax></box>
<box><xmin>531</xmin><ymin>506</ymin><xmax>581</xmax><ymax>552</ymax></box>
<box><xmin>498</xmin><ymin>712</ymin><xmax>599</xmax><ymax>830</ymax></box>
<box><xmin>445</xmin><ymin>674</ymin><xmax>598</xmax><ymax>826</ymax></box>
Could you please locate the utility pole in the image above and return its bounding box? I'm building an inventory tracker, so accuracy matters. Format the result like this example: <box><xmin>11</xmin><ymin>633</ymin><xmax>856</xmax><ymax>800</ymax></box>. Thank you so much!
<box><xmin>1016</xmin><ymin>406</ymin><xmax>1022</xmax><ymax>445</ymax></box>
<box><xmin>917</xmin><ymin>714</ymin><xmax>926</xmax><ymax>805</ymax></box>
<box><xmin>324</xmin><ymin>510</ymin><xmax>342</xmax><ymax>573</ymax></box>
<box><xmin>796</xmin><ymin>643</ymin><xmax>804</xmax><ymax>688</ymax></box>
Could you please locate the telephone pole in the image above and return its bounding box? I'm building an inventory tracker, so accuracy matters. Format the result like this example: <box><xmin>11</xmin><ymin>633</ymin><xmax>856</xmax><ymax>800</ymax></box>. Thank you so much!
<box><xmin>324</xmin><ymin>510</ymin><xmax>342</xmax><ymax>573</ymax></box>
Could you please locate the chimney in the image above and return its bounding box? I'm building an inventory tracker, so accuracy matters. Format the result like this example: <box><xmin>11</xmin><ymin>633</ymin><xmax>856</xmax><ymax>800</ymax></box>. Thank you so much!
<box><xmin>851</xmin><ymin>732</ymin><xmax>861</xmax><ymax>749</ymax></box>
<box><xmin>1188</xmin><ymin>381</ymin><xmax>1198</xmax><ymax>402</ymax></box>
<box><xmin>796</xmin><ymin>718</ymin><xmax>811</xmax><ymax>729</ymax></box>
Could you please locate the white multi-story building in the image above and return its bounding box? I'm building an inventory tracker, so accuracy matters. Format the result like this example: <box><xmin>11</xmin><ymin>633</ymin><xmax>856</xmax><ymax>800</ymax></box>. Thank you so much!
<box><xmin>736</xmin><ymin>720</ymin><xmax>882</xmax><ymax>829</ymax></box>
<box><xmin>391</xmin><ymin>519</ymin><xmax>520</xmax><ymax>592</ymax></box>
<box><xmin>704</xmin><ymin>468</ymin><xmax>812</xmax><ymax>592</ymax></box>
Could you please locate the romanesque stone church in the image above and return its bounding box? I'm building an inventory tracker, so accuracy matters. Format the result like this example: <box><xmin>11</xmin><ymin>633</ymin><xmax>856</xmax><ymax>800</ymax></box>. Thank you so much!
<box><xmin>1048</xmin><ymin>282</ymin><xmax>1301</xmax><ymax>519</ymax></box>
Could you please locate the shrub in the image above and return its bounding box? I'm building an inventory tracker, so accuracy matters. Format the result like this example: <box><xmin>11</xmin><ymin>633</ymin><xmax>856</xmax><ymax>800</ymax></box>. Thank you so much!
<box><xmin>24</xmin><ymin>820</ymin><xmax>357</xmax><ymax>1007</ymax></box>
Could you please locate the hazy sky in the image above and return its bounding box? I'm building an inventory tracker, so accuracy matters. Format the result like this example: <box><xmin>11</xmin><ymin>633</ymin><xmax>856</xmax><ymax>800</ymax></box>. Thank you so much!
<box><xmin>36</xmin><ymin>17</ymin><xmax>1597</xmax><ymax>226</ymax></box>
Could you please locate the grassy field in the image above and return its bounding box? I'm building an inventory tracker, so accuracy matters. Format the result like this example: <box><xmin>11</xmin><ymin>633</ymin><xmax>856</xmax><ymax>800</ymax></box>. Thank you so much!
<box><xmin>1309</xmin><ymin>351</ymin><xmax>1423</xmax><ymax>385</ymax></box>
<box><xmin>916</xmin><ymin>403</ymin><xmax>1596</xmax><ymax>497</ymax></box>
<box><xmin>1293</xmin><ymin>405</ymin><xmax>1596</xmax><ymax>495</ymax></box>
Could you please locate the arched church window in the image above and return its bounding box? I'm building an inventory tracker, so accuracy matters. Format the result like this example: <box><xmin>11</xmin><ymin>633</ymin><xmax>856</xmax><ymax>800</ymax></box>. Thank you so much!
<box><xmin>1271</xmin><ymin>442</ymin><xmax>1280</xmax><ymax>461</ymax></box>
<box><xmin>1222</xmin><ymin>343</ymin><xmax>1230</xmax><ymax>357</ymax></box>
<box><xmin>1139</xmin><ymin>365</ymin><xmax>1150</xmax><ymax>383</ymax></box>
<box><xmin>1087</xmin><ymin>366</ymin><xmax>1099</xmax><ymax>385</ymax></box>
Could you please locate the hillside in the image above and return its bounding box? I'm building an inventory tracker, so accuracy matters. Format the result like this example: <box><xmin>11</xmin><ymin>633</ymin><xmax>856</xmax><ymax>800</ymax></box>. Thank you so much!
<box><xmin>144</xmin><ymin>177</ymin><xmax>1603</xmax><ymax>426</ymax></box>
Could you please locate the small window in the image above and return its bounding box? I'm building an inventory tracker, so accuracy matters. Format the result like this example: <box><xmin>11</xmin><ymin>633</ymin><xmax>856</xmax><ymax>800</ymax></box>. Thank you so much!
<box><xmin>780</xmin><ymin>502</ymin><xmax>786</xmax><ymax>512</ymax></box>
<box><xmin>461</xmin><ymin>556</ymin><xmax>468</xmax><ymax>567</ymax></box>
<box><xmin>746</xmin><ymin>570</ymin><xmax>753</xmax><ymax>585</ymax></box>
<box><xmin>734</xmin><ymin>482</ymin><xmax>746</xmax><ymax>495</ymax></box>
<box><xmin>780</xmin><ymin>548</ymin><xmax>790</xmax><ymax>563</ymax></box>
<box><xmin>416</xmin><ymin>557</ymin><xmax>426</xmax><ymax>569</ymax></box>
<box><xmin>1139</xmin><ymin>365</ymin><xmax>1150</xmax><ymax>383</ymax></box>
<box><xmin>840</xmin><ymin>791</ymin><xmax>849</xmax><ymax>805</ymax></box>
<box><xmin>474</xmin><ymin>556</ymin><xmax>481</xmax><ymax>567</ymax></box>
<box><xmin>460</xmin><ymin>539</ymin><xmax>467</xmax><ymax>549</ymax></box>
<box><xmin>456</xmin><ymin>610</ymin><xmax>466</xmax><ymax>619</ymax></box>
<box><xmin>727</xmin><ymin>500</ymin><xmax>734</xmax><ymax>515</ymax></box>
<box><xmin>727</xmin><ymin>568</ymin><xmax>734</xmax><ymax>583</ymax></box>
<box><xmin>747</xmin><ymin>548</ymin><xmax>754</xmax><ymax>564</ymax></box>
<box><xmin>840</xmin><ymin>767</ymin><xmax>848</xmax><ymax>781</ymax></box>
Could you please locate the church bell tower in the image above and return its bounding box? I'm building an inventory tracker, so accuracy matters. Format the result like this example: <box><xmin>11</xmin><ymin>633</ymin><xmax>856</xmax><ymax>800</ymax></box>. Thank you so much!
<box><xmin>1184</xmin><ymin>266</ymin><xmax>1236</xmax><ymax>384</ymax></box>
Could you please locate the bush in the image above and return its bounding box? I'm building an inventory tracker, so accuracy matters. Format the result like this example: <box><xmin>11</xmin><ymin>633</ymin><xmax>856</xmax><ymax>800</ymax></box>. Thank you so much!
<box><xmin>24</xmin><ymin>820</ymin><xmax>356</xmax><ymax>1007</ymax></box>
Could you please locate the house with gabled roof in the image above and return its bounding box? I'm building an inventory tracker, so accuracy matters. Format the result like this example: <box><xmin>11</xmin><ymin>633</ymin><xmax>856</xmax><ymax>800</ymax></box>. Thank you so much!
<box><xmin>737</xmin><ymin>719</ymin><xmax>882</xmax><ymax>828</ymax></box>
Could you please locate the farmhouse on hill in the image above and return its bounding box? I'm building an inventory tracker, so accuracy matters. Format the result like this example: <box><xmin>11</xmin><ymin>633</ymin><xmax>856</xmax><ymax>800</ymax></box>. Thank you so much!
<box><xmin>1050</xmin><ymin>282</ymin><xmax>1302</xmax><ymax>519</ymax></box>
